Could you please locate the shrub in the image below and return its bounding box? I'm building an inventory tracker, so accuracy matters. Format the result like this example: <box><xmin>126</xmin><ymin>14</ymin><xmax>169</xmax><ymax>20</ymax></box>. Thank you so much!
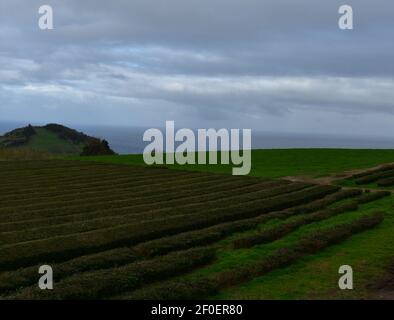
<box><xmin>285</xmin><ymin>189</ymin><xmax>361</xmax><ymax>215</ymax></box>
<box><xmin>349</xmin><ymin>164</ymin><xmax>394</xmax><ymax>179</ymax></box>
<box><xmin>0</xmin><ymin>185</ymin><xmax>338</xmax><ymax>271</ymax></box>
<box><xmin>377</xmin><ymin>177</ymin><xmax>394</xmax><ymax>187</ymax></box>
<box><xmin>126</xmin><ymin>212</ymin><xmax>383</xmax><ymax>300</ymax></box>
<box><xmin>296</xmin><ymin>212</ymin><xmax>384</xmax><ymax>253</ymax></box>
<box><xmin>354</xmin><ymin>169</ymin><xmax>394</xmax><ymax>185</ymax></box>
<box><xmin>0</xmin><ymin>247</ymin><xmax>137</xmax><ymax>294</ymax></box>
<box><xmin>351</xmin><ymin>191</ymin><xmax>390</xmax><ymax>204</ymax></box>
<box><xmin>9</xmin><ymin>247</ymin><xmax>216</xmax><ymax>300</ymax></box>
<box><xmin>233</xmin><ymin>202</ymin><xmax>359</xmax><ymax>249</ymax></box>
<box><xmin>132</xmin><ymin>189</ymin><xmax>360</xmax><ymax>258</ymax></box>
<box><xmin>80</xmin><ymin>139</ymin><xmax>116</xmax><ymax>156</ymax></box>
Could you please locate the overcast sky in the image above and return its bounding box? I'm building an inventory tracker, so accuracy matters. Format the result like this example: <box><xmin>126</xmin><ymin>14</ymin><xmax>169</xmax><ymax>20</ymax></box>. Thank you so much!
<box><xmin>1</xmin><ymin>0</ymin><xmax>393</xmax><ymax>137</ymax></box>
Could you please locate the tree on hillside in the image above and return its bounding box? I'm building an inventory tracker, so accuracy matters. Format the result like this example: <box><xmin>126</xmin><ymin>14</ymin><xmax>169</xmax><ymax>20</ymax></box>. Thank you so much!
<box><xmin>80</xmin><ymin>139</ymin><xmax>116</xmax><ymax>156</ymax></box>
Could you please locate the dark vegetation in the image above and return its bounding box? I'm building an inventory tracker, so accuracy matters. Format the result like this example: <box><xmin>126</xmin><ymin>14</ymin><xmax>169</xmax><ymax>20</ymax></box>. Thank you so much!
<box><xmin>355</xmin><ymin>169</ymin><xmax>394</xmax><ymax>185</ymax></box>
<box><xmin>0</xmin><ymin>124</ymin><xmax>36</xmax><ymax>147</ymax></box>
<box><xmin>0</xmin><ymin>160</ymin><xmax>390</xmax><ymax>300</ymax></box>
<box><xmin>44</xmin><ymin>124</ymin><xmax>95</xmax><ymax>145</ymax></box>
<box><xmin>120</xmin><ymin>212</ymin><xmax>385</xmax><ymax>300</ymax></box>
<box><xmin>232</xmin><ymin>192</ymin><xmax>388</xmax><ymax>249</ymax></box>
<box><xmin>10</xmin><ymin>247</ymin><xmax>216</xmax><ymax>300</ymax></box>
<box><xmin>343</xmin><ymin>164</ymin><xmax>394</xmax><ymax>188</ymax></box>
<box><xmin>377</xmin><ymin>177</ymin><xmax>394</xmax><ymax>187</ymax></box>
<box><xmin>81</xmin><ymin>139</ymin><xmax>116</xmax><ymax>156</ymax></box>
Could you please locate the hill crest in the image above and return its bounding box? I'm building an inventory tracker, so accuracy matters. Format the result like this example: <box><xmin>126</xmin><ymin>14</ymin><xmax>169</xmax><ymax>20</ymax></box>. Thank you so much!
<box><xmin>0</xmin><ymin>124</ymin><xmax>115</xmax><ymax>156</ymax></box>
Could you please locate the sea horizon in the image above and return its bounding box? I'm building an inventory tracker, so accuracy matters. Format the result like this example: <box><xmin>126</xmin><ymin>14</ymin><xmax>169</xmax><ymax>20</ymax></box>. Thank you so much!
<box><xmin>1</xmin><ymin>121</ymin><xmax>394</xmax><ymax>155</ymax></box>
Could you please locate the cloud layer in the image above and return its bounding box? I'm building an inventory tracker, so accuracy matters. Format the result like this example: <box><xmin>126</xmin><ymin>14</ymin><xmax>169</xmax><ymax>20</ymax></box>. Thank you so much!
<box><xmin>1</xmin><ymin>0</ymin><xmax>393</xmax><ymax>137</ymax></box>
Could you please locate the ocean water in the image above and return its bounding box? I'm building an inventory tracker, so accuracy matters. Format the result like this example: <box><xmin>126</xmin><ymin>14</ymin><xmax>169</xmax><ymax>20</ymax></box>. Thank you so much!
<box><xmin>1</xmin><ymin>122</ymin><xmax>393</xmax><ymax>155</ymax></box>
<box><xmin>76</xmin><ymin>125</ymin><xmax>394</xmax><ymax>154</ymax></box>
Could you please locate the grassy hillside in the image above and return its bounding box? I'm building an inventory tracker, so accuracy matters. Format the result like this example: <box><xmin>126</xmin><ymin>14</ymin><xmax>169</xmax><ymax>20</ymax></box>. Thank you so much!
<box><xmin>72</xmin><ymin>149</ymin><xmax>394</xmax><ymax>178</ymax></box>
<box><xmin>0</xmin><ymin>159</ymin><xmax>392</xmax><ymax>300</ymax></box>
<box><xmin>25</xmin><ymin>128</ymin><xmax>85</xmax><ymax>154</ymax></box>
<box><xmin>0</xmin><ymin>124</ymin><xmax>115</xmax><ymax>156</ymax></box>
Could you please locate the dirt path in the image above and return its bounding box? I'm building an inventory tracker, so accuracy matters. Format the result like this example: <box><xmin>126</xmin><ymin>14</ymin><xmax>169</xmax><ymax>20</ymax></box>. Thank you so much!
<box><xmin>282</xmin><ymin>162</ymin><xmax>394</xmax><ymax>193</ymax></box>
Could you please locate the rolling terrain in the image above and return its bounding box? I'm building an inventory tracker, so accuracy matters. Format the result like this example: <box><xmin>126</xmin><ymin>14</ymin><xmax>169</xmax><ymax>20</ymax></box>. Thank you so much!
<box><xmin>0</xmin><ymin>124</ymin><xmax>115</xmax><ymax>156</ymax></box>
<box><xmin>73</xmin><ymin>149</ymin><xmax>394</xmax><ymax>178</ymax></box>
<box><xmin>339</xmin><ymin>163</ymin><xmax>394</xmax><ymax>190</ymax></box>
<box><xmin>0</xmin><ymin>156</ymin><xmax>392</xmax><ymax>300</ymax></box>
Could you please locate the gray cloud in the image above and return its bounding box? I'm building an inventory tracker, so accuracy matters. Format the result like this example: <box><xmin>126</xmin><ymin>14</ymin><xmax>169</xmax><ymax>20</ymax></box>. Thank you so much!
<box><xmin>0</xmin><ymin>0</ymin><xmax>394</xmax><ymax>137</ymax></box>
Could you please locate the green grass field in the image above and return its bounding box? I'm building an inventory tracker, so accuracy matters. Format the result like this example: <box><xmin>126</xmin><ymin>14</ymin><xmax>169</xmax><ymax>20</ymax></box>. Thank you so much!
<box><xmin>211</xmin><ymin>195</ymin><xmax>394</xmax><ymax>299</ymax></box>
<box><xmin>24</xmin><ymin>128</ymin><xmax>84</xmax><ymax>155</ymax></box>
<box><xmin>0</xmin><ymin>149</ymin><xmax>393</xmax><ymax>300</ymax></box>
<box><xmin>72</xmin><ymin>149</ymin><xmax>394</xmax><ymax>178</ymax></box>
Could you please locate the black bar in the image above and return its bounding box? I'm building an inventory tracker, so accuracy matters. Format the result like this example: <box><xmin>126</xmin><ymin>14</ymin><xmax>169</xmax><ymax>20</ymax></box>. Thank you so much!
<box><xmin>0</xmin><ymin>300</ymin><xmax>391</xmax><ymax>318</ymax></box>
